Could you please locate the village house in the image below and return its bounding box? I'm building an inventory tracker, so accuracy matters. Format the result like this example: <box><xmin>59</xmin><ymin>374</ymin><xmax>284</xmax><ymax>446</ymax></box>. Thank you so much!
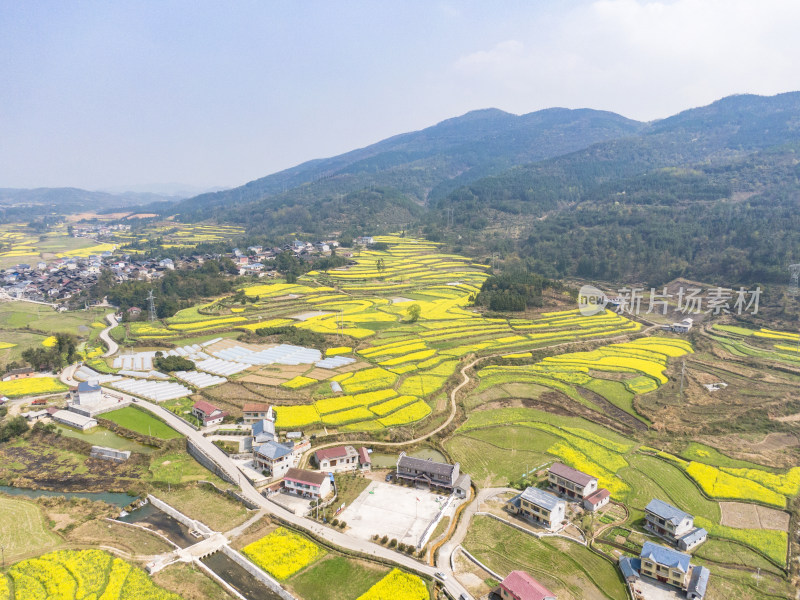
<box><xmin>640</xmin><ymin>542</ymin><xmax>691</xmax><ymax>589</ymax></box>
<box><xmin>254</xmin><ymin>440</ymin><xmax>296</xmax><ymax>478</ymax></box>
<box><xmin>671</xmin><ymin>317</ymin><xmax>694</xmax><ymax>333</ymax></box>
<box><xmin>315</xmin><ymin>446</ymin><xmax>359</xmax><ymax>473</ymax></box>
<box><xmin>645</xmin><ymin>499</ymin><xmax>695</xmax><ymax>541</ymax></box>
<box><xmin>583</xmin><ymin>488</ymin><xmax>611</xmax><ymax>512</ymax></box>
<box><xmin>507</xmin><ymin>487</ymin><xmax>566</xmax><ymax>531</ymax></box>
<box><xmin>548</xmin><ymin>462</ymin><xmax>598</xmax><ymax>500</ymax></box>
<box><xmin>252</xmin><ymin>417</ymin><xmax>276</xmax><ymax>444</ymax></box>
<box><xmin>2</xmin><ymin>366</ymin><xmax>34</xmax><ymax>381</ymax></box>
<box><xmin>358</xmin><ymin>447</ymin><xmax>371</xmax><ymax>470</ymax></box>
<box><xmin>243</xmin><ymin>403</ymin><xmax>274</xmax><ymax>424</ymax></box>
<box><xmin>283</xmin><ymin>467</ymin><xmax>332</xmax><ymax>500</ymax></box>
<box><xmin>191</xmin><ymin>400</ymin><xmax>226</xmax><ymax>427</ymax></box>
<box><xmin>395</xmin><ymin>452</ymin><xmax>471</xmax><ymax>497</ymax></box>
<box><xmin>51</xmin><ymin>409</ymin><xmax>97</xmax><ymax>431</ymax></box>
<box><xmin>75</xmin><ymin>381</ymin><xmax>102</xmax><ymax>406</ymax></box>
<box><xmin>498</xmin><ymin>571</ymin><xmax>556</xmax><ymax>600</ymax></box>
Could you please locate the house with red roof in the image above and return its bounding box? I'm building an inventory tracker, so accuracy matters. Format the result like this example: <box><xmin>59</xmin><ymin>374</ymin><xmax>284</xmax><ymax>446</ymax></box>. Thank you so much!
<box><xmin>357</xmin><ymin>446</ymin><xmax>371</xmax><ymax>470</ymax></box>
<box><xmin>583</xmin><ymin>488</ymin><xmax>611</xmax><ymax>512</ymax></box>
<box><xmin>191</xmin><ymin>400</ymin><xmax>226</xmax><ymax>427</ymax></box>
<box><xmin>499</xmin><ymin>571</ymin><xmax>556</xmax><ymax>600</ymax></box>
<box><xmin>314</xmin><ymin>445</ymin><xmax>359</xmax><ymax>473</ymax></box>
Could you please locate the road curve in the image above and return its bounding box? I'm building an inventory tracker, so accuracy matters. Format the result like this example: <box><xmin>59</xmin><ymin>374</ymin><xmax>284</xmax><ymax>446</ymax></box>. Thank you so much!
<box><xmin>117</xmin><ymin>392</ymin><xmax>472</xmax><ymax>600</ymax></box>
<box><xmin>303</xmin><ymin>325</ymin><xmax>658</xmax><ymax>463</ymax></box>
<box><xmin>435</xmin><ymin>487</ymin><xmax>516</xmax><ymax>574</ymax></box>
<box><xmin>99</xmin><ymin>312</ymin><xmax>120</xmax><ymax>357</ymax></box>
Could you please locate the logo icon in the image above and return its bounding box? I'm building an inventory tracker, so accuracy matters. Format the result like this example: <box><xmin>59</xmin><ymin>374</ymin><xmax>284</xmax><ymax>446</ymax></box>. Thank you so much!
<box><xmin>578</xmin><ymin>284</ymin><xmax>607</xmax><ymax>316</ymax></box>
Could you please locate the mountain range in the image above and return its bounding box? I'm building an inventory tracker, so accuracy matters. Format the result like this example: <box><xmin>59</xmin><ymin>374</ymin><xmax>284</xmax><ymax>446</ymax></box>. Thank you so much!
<box><xmin>160</xmin><ymin>92</ymin><xmax>800</xmax><ymax>289</ymax></box>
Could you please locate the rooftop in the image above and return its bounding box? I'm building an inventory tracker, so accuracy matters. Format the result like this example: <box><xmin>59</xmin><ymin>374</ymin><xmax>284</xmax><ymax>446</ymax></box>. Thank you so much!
<box><xmin>640</xmin><ymin>541</ymin><xmax>691</xmax><ymax>573</ymax></box>
<box><xmin>315</xmin><ymin>445</ymin><xmax>357</xmax><ymax>462</ymax></box>
<box><xmin>549</xmin><ymin>462</ymin><xmax>597</xmax><ymax>487</ymax></box>
<box><xmin>285</xmin><ymin>467</ymin><xmax>328</xmax><ymax>486</ymax></box>
<box><xmin>500</xmin><ymin>571</ymin><xmax>555</xmax><ymax>600</ymax></box>
<box><xmin>192</xmin><ymin>400</ymin><xmax>221</xmax><ymax>416</ymax></box>
<box><xmin>678</xmin><ymin>528</ymin><xmax>707</xmax><ymax>546</ymax></box>
<box><xmin>519</xmin><ymin>487</ymin><xmax>564</xmax><ymax>512</ymax></box>
<box><xmin>687</xmin><ymin>566</ymin><xmax>710</xmax><ymax>598</ymax></box>
<box><xmin>584</xmin><ymin>488</ymin><xmax>610</xmax><ymax>505</ymax></box>
<box><xmin>256</xmin><ymin>441</ymin><xmax>294</xmax><ymax>460</ymax></box>
<box><xmin>645</xmin><ymin>498</ymin><xmax>693</xmax><ymax>525</ymax></box>
<box><xmin>243</xmin><ymin>402</ymin><xmax>273</xmax><ymax>413</ymax></box>
<box><xmin>397</xmin><ymin>452</ymin><xmax>456</xmax><ymax>478</ymax></box>
<box><xmin>77</xmin><ymin>381</ymin><xmax>101</xmax><ymax>393</ymax></box>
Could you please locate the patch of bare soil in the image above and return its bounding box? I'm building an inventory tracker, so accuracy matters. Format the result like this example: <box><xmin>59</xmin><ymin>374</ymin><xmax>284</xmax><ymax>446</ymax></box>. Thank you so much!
<box><xmin>230</xmin><ymin>516</ymin><xmax>276</xmax><ymax>551</ymax></box>
<box><xmin>719</xmin><ymin>502</ymin><xmax>790</xmax><ymax>531</ymax></box>
<box><xmin>697</xmin><ymin>432</ymin><xmax>800</xmax><ymax>469</ymax></box>
<box><xmin>453</xmin><ymin>551</ymin><xmax>494</xmax><ymax>597</ymax></box>
<box><xmin>240</xmin><ymin>375</ymin><xmax>285</xmax><ymax>386</ymax></box>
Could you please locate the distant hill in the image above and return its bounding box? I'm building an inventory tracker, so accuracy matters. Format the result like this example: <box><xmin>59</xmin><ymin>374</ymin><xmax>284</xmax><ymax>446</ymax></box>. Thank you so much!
<box><xmin>169</xmin><ymin>91</ymin><xmax>800</xmax><ymax>286</ymax></box>
<box><xmin>433</xmin><ymin>92</ymin><xmax>800</xmax><ymax>286</ymax></box>
<box><xmin>0</xmin><ymin>187</ymin><xmax>179</xmax><ymax>223</ymax></box>
<box><xmin>167</xmin><ymin>107</ymin><xmax>643</xmax><ymax>223</ymax></box>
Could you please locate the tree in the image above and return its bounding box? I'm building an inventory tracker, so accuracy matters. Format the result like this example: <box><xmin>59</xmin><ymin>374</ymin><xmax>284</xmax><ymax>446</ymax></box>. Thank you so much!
<box><xmin>406</xmin><ymin>303</ymin><xmax>421</xmax><ymax>323</ymax></box>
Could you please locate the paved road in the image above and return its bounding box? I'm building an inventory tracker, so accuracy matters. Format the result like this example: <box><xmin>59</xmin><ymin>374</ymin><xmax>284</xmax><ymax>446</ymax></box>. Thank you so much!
<box><xmin>436</xmin><ymin>487</ymin><xmax>516</xmax><ymax>575</ymax></box>
<box><xmin>110</xmin><ymin>392</ymin><xmax>472</xmax><ymax>599</ymax></box>
<box><xmin>99</xmin><ymin>313</ymin><xmax>119</xmax><ymax>357</ymax></box>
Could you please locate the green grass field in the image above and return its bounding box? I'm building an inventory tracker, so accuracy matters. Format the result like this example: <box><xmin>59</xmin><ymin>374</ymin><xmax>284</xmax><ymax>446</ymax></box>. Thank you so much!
<box><xmin>445</xmin><ymin>426</ymin><xmax>559</xmax><ymax>486</ymax></box>
<box><xmin>463</xmin><ymin>516</ymin><xmax>626</xmax><ymax>600</ymax></box>
<box><xmin>54</xmin><ymin>424</ymin><xmax>158</xmax><ymax>454</ymax></box>
<box><xmin>148</xmin><ymin>451</ymin><xmax>219</xmax><ymax>485</ymax></box>
<box><xmin>0</xmin><ymin>494</ymin><xmax>62</xmax><ymax>563</ymax></box>
<box><xmin>624</xmin><ymin>454</ymin><xmax>721</xmax><ymax>521</ymax></box>
<box><xmin>155</xmin><ymin>484</ymin><xmax>249</xmax><ymax>531</ymax></box>
<box><xmin>288</xmin><ymin>556</ymin><xmax>389</xmax><ymax>600</ymax></box>
<box><xmin>102</xmin><ymin>406</ymin><xmax>182</xmax><ymax>440</ymax></box>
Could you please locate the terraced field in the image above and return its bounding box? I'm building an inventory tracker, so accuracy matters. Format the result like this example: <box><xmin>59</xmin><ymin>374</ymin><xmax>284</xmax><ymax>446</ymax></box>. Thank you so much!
<box><xmin>447</xmin><ymin>406</ymin><xmax>792</xmax><ymax>567</ymax></box>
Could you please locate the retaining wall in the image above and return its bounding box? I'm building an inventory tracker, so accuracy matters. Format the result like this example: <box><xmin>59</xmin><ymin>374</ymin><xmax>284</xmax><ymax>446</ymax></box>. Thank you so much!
<box><xmin>220</xmin><ymin>545</ymin><xmax>297</xmax><ymax>600</ymax></box>
<box><xmin>186</xmin><ymin>439</ymin><xmax>237</xmax><ymax>485</ymax></box>
<box><xmin>148</xmin><ymin>494</ymin><xmax>214</xmax><ymax>536</ymax></box>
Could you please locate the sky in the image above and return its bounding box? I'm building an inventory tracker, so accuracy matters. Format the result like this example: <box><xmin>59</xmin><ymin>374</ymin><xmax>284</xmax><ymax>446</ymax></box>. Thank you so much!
<box><xmin>2</xmin><ymin>0</ymin><xmax>800</xmax><ymax>192</ymax></box>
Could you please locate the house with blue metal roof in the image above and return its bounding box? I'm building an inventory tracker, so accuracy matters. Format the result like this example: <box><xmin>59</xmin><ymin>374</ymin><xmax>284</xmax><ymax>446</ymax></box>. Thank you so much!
<box><xmin>506</xmin><ymin>487</ymin><xmax>566</xmax><ymax>531</ymax></box>
<box><xmin>254</xmin><ymin>440</ymin><xmax>296</xmax><ymax>478</ymax></box>
<box><xmin>640</xmin><ymin>541</ymin><xmax>691</xmax><ymax>589</ymax></box>
<box><xmin>645</xmin><ymin>498</ymin><xmax>695</xmax><ymax>540</ymax></box>
<box><xmin>678</xmin><ymin>527</ymin><xmax>708</xmax><ymax>551</ymax></box>
<box><xmin>687</xmin><ymin>565</ymin><xmax>710</xmax><ymax>599</ymax></box>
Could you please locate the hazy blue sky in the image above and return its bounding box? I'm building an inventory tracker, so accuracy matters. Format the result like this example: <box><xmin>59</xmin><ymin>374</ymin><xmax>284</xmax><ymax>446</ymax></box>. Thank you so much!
<box><xmin>2</xmin><ymin>0</ymin><xmax>799</xmax><ymax>192</ymax></box>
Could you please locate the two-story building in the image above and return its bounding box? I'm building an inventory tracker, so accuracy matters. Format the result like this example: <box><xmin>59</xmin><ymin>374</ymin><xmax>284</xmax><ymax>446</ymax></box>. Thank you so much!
<box><xmin>507</xmin><ymin>487</ymin><xmax>566</xmax><ymax>531</ymax></box>
<box><xmin>283</xmin><ymin>467</ymin><xmax>332</xmax><ymax>500</ymax></box>
<box><xmin>191</xmin><ymin>400</ymin><xmax>226</xmax><ymax>427</ymax></box>
<box><xmin>645</xmin><ymin>499</ymin><xmax>695</xmax><ymax>541</ymax></box>
<box><xmin>622</xmin><ymin>542</ymin><xmax>711</xmax><ymax>599</ymax></box>
<box><xmin>548</xmin><ymin>462</ymin><xmax>598</xmax><ymax>500</ymax></box>
<box><xmin>254</xmin><ymin>440</ymin><xmax>296</xmax><ymax>478</ymax></box>
<box><xmin>498</xmin><ymin>571</ymin><xmax>556</xmax><ymax>600</ymax></box>
<box><xmin>315</xmin><ymin>446</ymin><xmax>359</xmax><ymax>473</ymax></box>
<box><xmin>640</xmin><ymin>541</ymin><xmax>691</xmax><ymax>589</ymax></box>
<box><xmin>243</xmin><ymin>403</ymin><xmax>274</xmax><ymax>424</ymax></box>
<box><xmin>395</xmin><ymin>452</ymin><xmax>471</xmax><ymax>497</ymax></box>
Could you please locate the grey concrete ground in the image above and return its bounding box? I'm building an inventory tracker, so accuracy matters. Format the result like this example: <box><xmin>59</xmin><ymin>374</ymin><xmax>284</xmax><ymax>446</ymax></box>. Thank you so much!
<box><xmin>340</xmin><ymin>480</ymin><xmax>446</xmax><ymax>546</ymax></box>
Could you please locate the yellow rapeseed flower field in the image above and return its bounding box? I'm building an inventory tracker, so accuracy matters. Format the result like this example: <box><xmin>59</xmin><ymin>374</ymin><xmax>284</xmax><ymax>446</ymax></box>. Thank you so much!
<box><xmin>242</xmin><ymin>527</ymin><xmax>325</xmax><ymax>579</ymax></box>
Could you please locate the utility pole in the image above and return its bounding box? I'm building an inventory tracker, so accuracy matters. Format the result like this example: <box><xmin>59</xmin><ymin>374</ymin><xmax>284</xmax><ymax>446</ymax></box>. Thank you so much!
<box><xmin>147</xmin><ymin>289</ymin><xmax>157</xmax><ymax>322</ymax></box>
<box><xmin>678</xmin><ymin>360</ymin><xmax>686</xmax><ymax>403</ymax></box>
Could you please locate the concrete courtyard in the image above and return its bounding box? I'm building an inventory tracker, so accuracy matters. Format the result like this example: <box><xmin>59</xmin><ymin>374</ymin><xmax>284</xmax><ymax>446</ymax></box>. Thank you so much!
<box><xmin>340</xmin><ymin>480</ymin><xmax>448</xmax><ymax>547</ymax></box>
